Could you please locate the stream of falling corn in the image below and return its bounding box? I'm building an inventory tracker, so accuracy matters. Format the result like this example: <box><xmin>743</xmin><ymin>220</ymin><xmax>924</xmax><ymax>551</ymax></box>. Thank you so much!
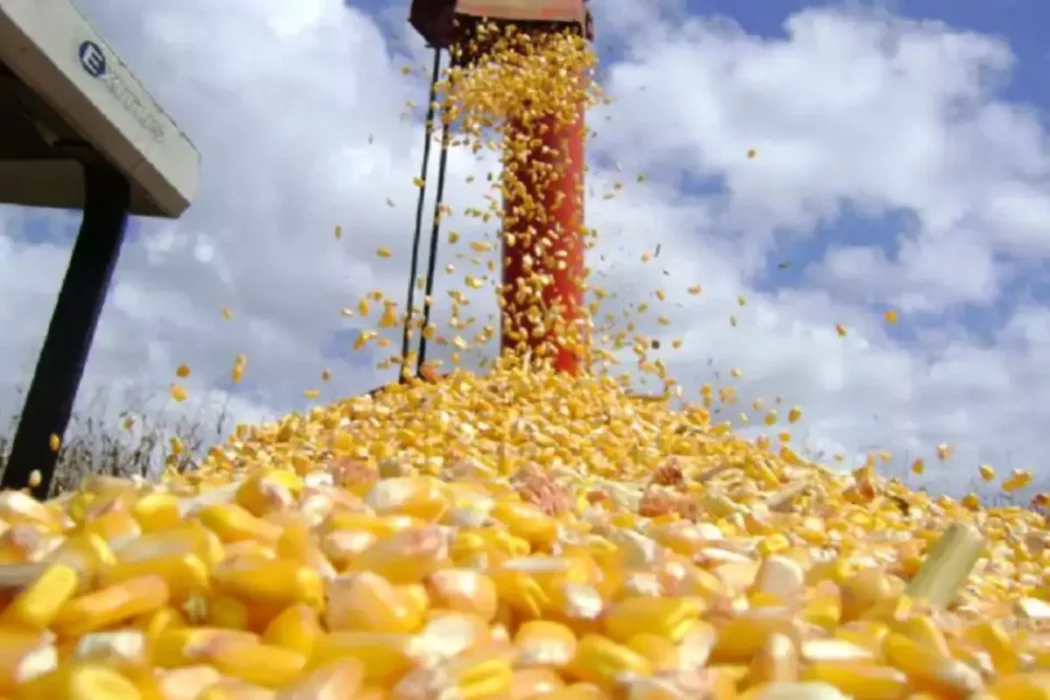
<box><xmin>3</xmin><ymin>22</ymin><xmax>1050</xmax><ymax>700</ymax></box>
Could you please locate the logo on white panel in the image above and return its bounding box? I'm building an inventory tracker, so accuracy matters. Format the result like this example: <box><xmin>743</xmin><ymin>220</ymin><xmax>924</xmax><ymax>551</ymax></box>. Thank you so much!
<box><xmin>78</xmin><ymin>41</ymin><xmax>106</xmax><ymax>77</ymax></box>
<box><xmin>77</xmin><ymin>40</ymin><xmax>165</xmax><ymax>143</ymax></box>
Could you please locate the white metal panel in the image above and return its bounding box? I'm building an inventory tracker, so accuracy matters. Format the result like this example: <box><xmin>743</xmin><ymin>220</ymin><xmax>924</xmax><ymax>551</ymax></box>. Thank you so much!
<box><xmin>0</xmin><ymin>0</ymin><xmax>199</xmax><ymax>217</ymax></box>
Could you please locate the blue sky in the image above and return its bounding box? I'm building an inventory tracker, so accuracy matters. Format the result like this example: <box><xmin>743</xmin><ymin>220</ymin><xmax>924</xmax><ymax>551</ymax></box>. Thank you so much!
<box><xmin>672</xmin><ymin>0</ymin><xmax>1050</xmax><ymax>351</ymax></box>
<box><xmin>692</xmin><ymin>0</ymin><xmax>1046</xmax><ymax>101</ymax></box>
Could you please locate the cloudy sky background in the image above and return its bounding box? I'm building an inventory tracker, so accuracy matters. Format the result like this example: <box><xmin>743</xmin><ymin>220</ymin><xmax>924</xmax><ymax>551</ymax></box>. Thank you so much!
<box><xmin>3</xmin><ymin>0</ymin><xmax>1049</xmax><ymax>496</ymax></box>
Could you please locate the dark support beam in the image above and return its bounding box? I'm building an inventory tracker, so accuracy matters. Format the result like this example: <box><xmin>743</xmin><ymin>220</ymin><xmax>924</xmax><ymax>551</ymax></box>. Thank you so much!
<box><xmin>2</xmin><ymin>156</ymin><xmax>130</xmax><ymax>498</ymax></box>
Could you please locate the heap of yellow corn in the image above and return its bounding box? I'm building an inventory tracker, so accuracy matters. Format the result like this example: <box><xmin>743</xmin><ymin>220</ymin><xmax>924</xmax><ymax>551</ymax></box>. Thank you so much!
<box><xmin>2</xmin><ymin>363</ymin><xmax>1049</xmax><ymax>699</ymax></box>
<box><xmin>0</xmin><ymin>20</ymin><xmax>1047</xmax><ymax>700</ymax></box>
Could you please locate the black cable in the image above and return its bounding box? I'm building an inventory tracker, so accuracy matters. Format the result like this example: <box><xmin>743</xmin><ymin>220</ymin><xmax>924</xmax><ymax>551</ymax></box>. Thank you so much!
<box><xmin>416</xmin><ymin>121</ymin><xmax>452</xmax><ymax>369</ymax></box>
<box><xmin>399</xmin><ymin>48</ymin><xmax>443</xmax><ymax>382</ymax></box>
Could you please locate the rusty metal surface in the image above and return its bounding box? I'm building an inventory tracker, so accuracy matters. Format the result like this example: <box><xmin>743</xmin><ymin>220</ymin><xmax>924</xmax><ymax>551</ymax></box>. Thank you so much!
<box><xmin>456</xmin><ymin>0</ymin><xmax>588</xmax><ymax>24</ymax></box>
<box><xmin>409</xmin><ymin>0</ymin><xmax>592</xmax><ymax>50</ymax></box>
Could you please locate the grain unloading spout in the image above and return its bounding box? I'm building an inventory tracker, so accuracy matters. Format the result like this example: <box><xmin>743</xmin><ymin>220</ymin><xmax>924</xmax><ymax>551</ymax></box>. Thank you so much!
<box><xmin>407</xmin><ymin>0</ymin><xmax>593</xmax><ymax>376</ymax></box>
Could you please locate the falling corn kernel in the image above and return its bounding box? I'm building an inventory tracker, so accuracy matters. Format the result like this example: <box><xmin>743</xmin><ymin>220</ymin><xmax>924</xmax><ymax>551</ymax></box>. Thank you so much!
<box><xmin>49</xmin><ymin>433</ymin><xmax>61</xmax><ymax>452</ymax></box>
<box><xmin>353</xmin><ymin>331</ymin><xmax>377</xmax><ymax>351</ymax></box>
<box><xmin>911</xmin><ymin>459</ymin><xmax>925</xmax><ymax>475</ymax></box>
<box><xmin>1003</xmin><ymin>469</ymin><xmax>1033</xmax><ymax>493</ymax></box>
<box><xmin>936</xmin><ymin>443</ymin><xmax>952</xmax><ymax>461</ymax></box>
<box><xmin>787</xmin><ymin>406</ymin><xmax>802</xmax><ymax>424</ymax></box>
<box><xmin>170</xmin><ymin>384</ymin><xmax>188</xmax><ymax>402</ymax></box>
<box><xmin>377</xmin><ymin>247</ymin><xmax>392</xmax><ymax>258</ymax></box>
<box><xmin>747</xmin><ymin>148</ymin><xmax>757</xmax><ymax>158</ymax></box>
<box><xmin>175</xmin><ymin>364</ymin><xmax>191</xmax><ymax>378</ymax></box>
<box><xmin>835</xmin><ymin>323</ymin><xmax>847</xmax><ymax>337</ymax></box>
<box><xmin>884</xmin><ymin>309</ymin><xmax>898</xmax><ymax>324</ymax></box>
<box><xmin>979</xmin><ymin>464</ymin><xmax>995</xmax><ymax>482</ymax></box>
<box><xmin>232</xmin><ymin>355</ymin><xmax>246</xmax><ymax>384</ymax></box>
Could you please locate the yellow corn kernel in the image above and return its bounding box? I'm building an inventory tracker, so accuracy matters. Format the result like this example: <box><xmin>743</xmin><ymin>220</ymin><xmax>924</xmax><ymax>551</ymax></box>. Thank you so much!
<box><xmin>882</xmin><ymin>633</ymin><xmax>984</xmax><ymax>696</ymax></box>
<box><xmin>895</xmin><ymin>615</ymin><xmax>951</xmax><ymax>659</ymax></box>
<box><xmin>101</xmin><ymin>553</ymin><xmax>209</xmax><ymax>604</ymax></box>
<box><xmin>0</xmin><ymin>630</ymin><xmax>57</xmax><ymax>693</ymax></box>
<box><xmin>345</xmin><ymin>526</ymin><xmax>446</xmax><ymax>583</ymax></box>
<box><xmin>135</xmin><ymin>606</ymin><xmax>185</xmax><ymax>644</ymax></box>
<box><xmin>13</xmin><ymin>662</ymin><xmax>139</xmax><ymax>700</ymax></box>
<box><xmin>53</xmin><ymin>575</ymin><xmax>169</xmax><ymax>638</ymax></box>
<box><xmin>743</xmin><ymin>633</ymin><xmax>798</xmax><ymax>687</ymax></box>
<box><xmin>565</xmin><ymin>635</ymin><xmax>653</xmax><ymax>691</ymax></box>
<box><xmin>263</xmin><ymin>604</ymin><xmax>323</xmax><ymax>657</ymax></box>
<box><xmin>325</xmin><ymin>572</ymin><xmax>423</xmax><ymax>633</ymax></box>
<box><xmin>205</xmin><ymin>596</ymin><xmax>250</xmax><ymax>631</ymax></box>
<box><xmin>82</xmin><ymin>510</ymin><xmax>142</xmax><ymax>543</ymax></box>
<box><xmin>625</xmin><ymin>634</ymin><xmax>678</xmax><ymax>673</ymax></box>
<box><xmin>273</xmin><ymin>658</ymin><xmax>364</xmax><ymax>698</ymax></box>
<box><xmin>156</xmin><ymin>665</ymin><xmax>223</xmax><ymax>699</ymax></box>
<box><xmin>209</xmin><ymin>642</ymin><xmax>306</xmax><ymax>688</ymax></box>
<box><xmin>0</xmin><ymin>564</ymin><xmax>79</xmax><ymax>630</ymax></box>
<box><xmin>544</xmin><ymin>684</ymin><xmax>609</xmax><ymax>700</ymax></box>
<box><xmin>213</xmin><ymin>558</ymin><xmax>323</xmax><ymax>611</ymax></box>
<box><xmin>841</xmin><ymin>568</ymin><xmax>895</xmax><ymax>621</ymax></box>
<box><xmin>274</xmin><ymin>519</ymin><xmax>327</xmax><ymax>571</ymax></box>
<box><xmin>130</xmin><ymin>493</ymin><xmax>182</xmax><ymax>533</ymax></box>
<box><xmin>965</xmin><ymin>621</ymin><xmax>1019</xmax><ymax>676</ymax></box>
<box><xmin>801</xmin><ymin>663</ymin><xmax>910</xmax><ymax>700</ymax></box>
<box><xmin>515</xmin><ymin>620</ymin><xmax>577</xmax><ymax>668</ymax></box>
<box><xmin>365</xmin><ymin>477</ymin><xmax>449</xmax><ymax>521</ymax></box>
<box><xmin>393</xmin><ymin>644</ymin><xmax>514</xmax><ymax>699</ymax></box>
<box><xmin>806</xmin><ymin>560</ymin><xmax>851</xmax><ymax>586</ymax></box>
<box><xmin>711</xmin><ymin>611</ymin><xmax>801</xmax><ymax>664</ymax></box>
<box><xmin>198</xmin><ymin>504</ymin><xmax>282</xmax><ymax>544</ymax></box>
<box><xmin>235</xmin><ymin>470</ymin><xmax>304</xmax><ymax>516</ymax></box>
<box><xmin>396</xmin><ymin>583</ymin><xmax>430</xmax><ymax>625</ymax></box>
<box><xmin>602</xmin><ymin>596</ymin><xmax>700</xmax><ymax>644</ymax></box>
<box><xmin>490</xmin><ymin>500</ymin><xmax>558</xmax><ymax>548</ymax></box>
<box><xmin>196</xmin><ymin>679</ymin><xmax>274</xmax><ymax>700</ymax></box>
<box><xmin>508</xmin><ymin>668</ymin><xmax>566</xmax><ymax>698</ymax></box>
<box><xmin>425</xmin><ymin>569</ymin><xmax>499</xmax><ymax>622</ymax></box>
<box><xmin>353</xmin><ymin>687</ymin><xmax>392</xmax><ymax>700</ymax></box>
<box><xmin>987</xmin><ymin>672</ymin><xmax>1050</xmax><ymax>699</ymax></box>
<box><xmin>311</xmin><ymin>633</ymin><xmax>417</xmax><ymax>686</ymax></box>
<box><xmin>490</xmin><ymin>568</ymin><xmax>549</xmax><ymax>620</ymax></box>
<box><xmin>45</xmin><ymin>533</ymin><xmax>115</xmax><ymax>579</ymax></box>
<box><xmin>801</xmin><ymin>582</ymin><xmax>841</xmax><ymax>631</ymax></box>
<box><xmin>116</xmin><ymin>525</ymin><xmax>222</xmax><ymax>569</ymax></box>
<box><xmin>69</xmin><ymin>630</ymin><xmax>149</xmax><ymax>668</ymax></box>
<box><xmin>152</xmin><ymin>628</ymin><xmax>258</xmax><ymax>668</ymax></box>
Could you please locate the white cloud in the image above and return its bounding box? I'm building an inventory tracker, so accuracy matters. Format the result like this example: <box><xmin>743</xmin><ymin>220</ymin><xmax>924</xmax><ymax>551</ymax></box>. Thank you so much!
<box><xmin>3</xmin><ymin>0</ymin><xmax>1050</xmax><ymax>497</ymax></box>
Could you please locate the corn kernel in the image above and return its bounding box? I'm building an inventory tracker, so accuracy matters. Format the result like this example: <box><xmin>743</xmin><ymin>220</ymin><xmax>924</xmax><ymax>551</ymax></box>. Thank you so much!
<box><xmin>0</xmin><ymin>564</ymin><xmax>79</xmax><ymax>630</ymax></box>
<box><xmin>53</xmin><ymin>576</ymin><xmax>169</xmax><ymax>638</ymax></box>
<box><xmin>565</xmin><ymin>635</ymin><xmax>652</xmax><ymax>691</ymax></box>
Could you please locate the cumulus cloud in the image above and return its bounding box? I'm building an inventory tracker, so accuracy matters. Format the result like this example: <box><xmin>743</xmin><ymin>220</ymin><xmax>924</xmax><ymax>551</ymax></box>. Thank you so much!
<box><xmin>2</xmin><ymin>0</ymin><xmax>1050</xmax><ymax>497</ymax></box>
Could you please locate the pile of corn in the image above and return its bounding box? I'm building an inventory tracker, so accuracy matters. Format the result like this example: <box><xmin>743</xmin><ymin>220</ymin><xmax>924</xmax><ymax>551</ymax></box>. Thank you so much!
<box><xmin>3</xmin><ymin>364</ymin><xmax>1050</xmax><ymax>699</ymax></box>
<box><xmin>3</xmin><ymin>20</ymin><xmax>1050</xmax><ymax>700</ymax></box>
